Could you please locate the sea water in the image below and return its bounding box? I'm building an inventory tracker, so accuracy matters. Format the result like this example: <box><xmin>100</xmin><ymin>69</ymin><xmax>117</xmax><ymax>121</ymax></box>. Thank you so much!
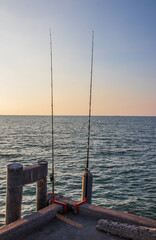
<box><xmin>0</xmin><ymin>115</ymin><xmax>155</xmax><ymax>226</ymax></box>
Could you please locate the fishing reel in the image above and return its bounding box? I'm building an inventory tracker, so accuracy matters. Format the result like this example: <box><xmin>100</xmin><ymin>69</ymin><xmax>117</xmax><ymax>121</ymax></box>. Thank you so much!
<box><xmin>85</xmin><ymin>165</ymin><xmax>93</xmax><ymax>172</ymax></box>
<box><xmin>50</xmin><ymin>173</ymin><xmax>54</xmax><ymax>182</ymax></box>
<box><xmin>50</xmin><ymin>174</ymin><xmax>58</xmax><ymax>183</ymax></box>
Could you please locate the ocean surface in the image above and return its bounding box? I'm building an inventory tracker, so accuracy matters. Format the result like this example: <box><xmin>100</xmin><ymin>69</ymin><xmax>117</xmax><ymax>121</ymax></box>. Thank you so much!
<box><xmin>0</xmin><ymin>115</ymin><xmax>156</xmax><ymax>226</ymax></box>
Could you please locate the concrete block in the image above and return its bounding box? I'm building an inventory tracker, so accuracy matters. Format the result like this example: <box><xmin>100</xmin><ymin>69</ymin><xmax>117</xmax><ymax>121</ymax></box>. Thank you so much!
<box><xmin>0</xmin><ymin>204</ymin><xmax>63</xmax><ymax>240</ymax></box>
<box><xmin>81</xmin><ymin>171</ymin><xmax>93</xmax><ymax>204</ymax></box>
<box><xmin>5</xmin><ymin>163</ymin><xmax>23</xmax><ymax>225</ymax></box>
<box><xmin>23</xmin><ymin>161</ymin><xmax>48</xmax><ymax>185</ymax></box>
<box><xmin>96</xmin><ymin>219</ymin><xmax>156</xmax><ymax>240</ymax></box>
<box><xmin>36</xmin><ymin>177</ymin><xmax>47</xmax><ymax>211</ymax></box>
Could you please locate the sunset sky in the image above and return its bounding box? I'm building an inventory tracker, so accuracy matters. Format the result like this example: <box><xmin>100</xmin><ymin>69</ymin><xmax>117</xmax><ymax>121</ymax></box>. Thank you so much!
<box><xmin>0</xmin><ymin>0</ymin><xmax>156</xmax><ymax>116</ymax></box>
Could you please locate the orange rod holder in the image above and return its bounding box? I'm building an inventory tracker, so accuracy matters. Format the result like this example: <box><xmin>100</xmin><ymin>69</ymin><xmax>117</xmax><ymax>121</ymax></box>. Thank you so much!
<box><xmin>52</xmin><ymin>197</ymin><xmax>67</xmax><ymax>213</ymax></box>
<box><xmin>75</xmin><ymin>197</ymin><xmax>87</xmax><ymax>213</ymax></box>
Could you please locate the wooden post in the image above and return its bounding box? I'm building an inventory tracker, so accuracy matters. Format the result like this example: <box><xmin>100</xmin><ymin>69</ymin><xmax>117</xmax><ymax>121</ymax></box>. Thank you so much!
<box><xmin>5</xmin><ymin>163</ymin><xmax>23</xmax><ymax>225</ymax></box>
<box><xmin>81</xmin><ymin>171</ymin><xmax>93</xmax><ymax>204</ymax></box>
<box><xmin>36</xmin><ymin>161</ymin><xmax>48</xmax><ymax>211</ymax></box>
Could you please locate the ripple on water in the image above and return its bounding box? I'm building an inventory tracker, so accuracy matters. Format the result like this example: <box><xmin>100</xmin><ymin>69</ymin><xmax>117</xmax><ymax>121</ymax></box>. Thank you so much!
<box><xmin>0</xmin><ymin>116</ymin><xmax>156</xmax><ymax>226</ymax></box>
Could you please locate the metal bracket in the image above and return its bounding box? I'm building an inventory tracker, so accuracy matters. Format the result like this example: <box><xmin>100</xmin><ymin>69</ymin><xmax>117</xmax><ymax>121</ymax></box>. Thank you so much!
<box><xmin>52</xmin><ymin>197</ymin><xmax>67</xmax><ymax>213</ymax></box>
<box><xmin>75</xmin><ymin>197</ymin><xmax>87</xmax><ymax>213</ymax></box>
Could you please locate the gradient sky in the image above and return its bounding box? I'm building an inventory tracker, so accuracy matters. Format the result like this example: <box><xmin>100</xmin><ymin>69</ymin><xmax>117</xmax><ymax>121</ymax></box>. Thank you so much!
<box><xmin>0</xmin><ymin>0</ymin><xmax>156</xmax><ymax>116</ymax></box>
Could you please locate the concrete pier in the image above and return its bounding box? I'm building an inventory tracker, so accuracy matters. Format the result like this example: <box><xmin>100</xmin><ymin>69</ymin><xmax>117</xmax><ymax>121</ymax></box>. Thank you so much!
<box><xmin>2</xmin><ymin>162</ymin><xmax>156</xmax><ymax>239</ymax></box>
<box><xmin>5</xmin><ymin>161</ymin><xmax>48</xmax><ymax>225</ymax></box>
<box><xmin>1</xmin><ymin>196</ymin><xmax>156</xmax><ymax>240</ymax></box>
<box><xmin>36</xmin><ymin>177</ymin><xmax>47</xmax><ymax>211</ymax></box>
<box><xmin>23</xmin><ymin>161</ymin><xmax>48</xmax><ymax>185</ymax></box>
<box><xmin>5</xmin><ymin>163</ymin><xmax>23</xmax><ymax>225</ymax></box>
<box><xmin>81</xmin><ymin>171</ymin><xmax>93</xmax><ymax>204</ymax></box>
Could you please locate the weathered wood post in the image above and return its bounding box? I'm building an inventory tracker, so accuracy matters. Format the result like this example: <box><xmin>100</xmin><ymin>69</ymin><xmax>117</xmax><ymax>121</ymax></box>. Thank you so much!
<box><xmin>81</xmin><ymin>171</ymin><xmax>93</xmax><ymax>204</ymax></box>
<box><xmin>36</xmin><ymin>161</ymin><xmax>48</xmax><ymax>211</ymax></box>
<box><xmin>5</xmin><ymin>163</ymin><xmax>23</xmax><ymax>225</ymax></box>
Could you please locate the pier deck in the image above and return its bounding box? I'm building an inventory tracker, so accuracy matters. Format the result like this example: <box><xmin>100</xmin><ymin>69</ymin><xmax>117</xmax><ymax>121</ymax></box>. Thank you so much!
<box><xmin>20</xmin><ymin>211</ymin><xmax>123</xmax><ymax>240</ymax></box>
<box><xmin>1</xmin><ymin>196</ymin><xmax>156</xmax><ymax>240</ymax></box>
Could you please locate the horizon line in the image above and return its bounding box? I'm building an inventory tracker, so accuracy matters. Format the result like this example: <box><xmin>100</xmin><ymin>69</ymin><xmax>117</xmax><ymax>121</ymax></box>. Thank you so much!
<box><xmin>0</xmin><ymin>114</ymin><xmax>156</xmax><ymax>117</ymax></box>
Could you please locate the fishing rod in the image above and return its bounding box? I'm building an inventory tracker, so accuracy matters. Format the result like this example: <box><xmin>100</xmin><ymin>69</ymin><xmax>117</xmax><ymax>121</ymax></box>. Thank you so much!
<box><xmin>49</xmin><ymin>30</ymin><xmax>67</xmax><ymax>212</ymax></box>
<box><xmin>75</xmin><ymin>31</ymin><xmax>94</xmax><ymax>212</ymax></box>
<box><xmin>86</xmin><ymin>30</ymin><xmax>94</xmax><ymax>172</ymax></box>
<box><xmin>49</xmin><ymin>29</ymin><xmax>54</xmax><ymax>201</ymax></box>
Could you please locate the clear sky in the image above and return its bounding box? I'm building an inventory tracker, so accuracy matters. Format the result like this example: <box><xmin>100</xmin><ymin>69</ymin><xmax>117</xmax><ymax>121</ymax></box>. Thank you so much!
<box><xmin>0</xmin><ymin>0</ymin><xmax>156</xmax><ymax>116</ymax></box>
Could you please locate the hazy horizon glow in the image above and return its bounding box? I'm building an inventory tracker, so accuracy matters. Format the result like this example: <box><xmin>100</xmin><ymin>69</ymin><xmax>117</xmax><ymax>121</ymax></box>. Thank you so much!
<box><xmin>0</xmin><ymin>0</ymin><xmax>156</xmax><ymax>116</ymax></box>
